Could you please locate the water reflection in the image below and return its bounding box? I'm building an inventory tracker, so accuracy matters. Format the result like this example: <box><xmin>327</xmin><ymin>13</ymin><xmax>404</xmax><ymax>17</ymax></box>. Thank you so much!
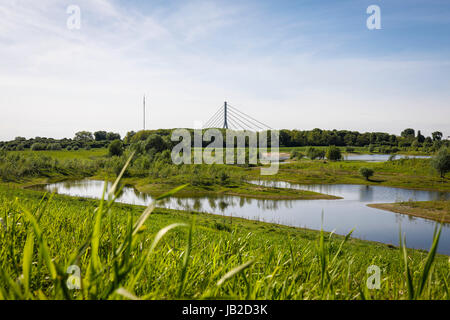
<box><xmin>34</xmin><ymin>179</ymin><xmax>450</xmax><ymax>254</ymax></box>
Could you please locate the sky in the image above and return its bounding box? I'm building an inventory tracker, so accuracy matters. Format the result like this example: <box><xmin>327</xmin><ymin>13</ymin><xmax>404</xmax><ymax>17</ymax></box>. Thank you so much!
<box><xmin>0</xmin><ymin>0</ymin><xmax>449</xmax><ymax>141</ymax></box>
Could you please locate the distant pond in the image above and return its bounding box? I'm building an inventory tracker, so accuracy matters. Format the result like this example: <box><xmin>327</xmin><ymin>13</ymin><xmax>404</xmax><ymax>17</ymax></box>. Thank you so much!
<box><xmin>343</xmin><ymin>154</ymin><xmax>431</xmax><ymax>162</ymax></box>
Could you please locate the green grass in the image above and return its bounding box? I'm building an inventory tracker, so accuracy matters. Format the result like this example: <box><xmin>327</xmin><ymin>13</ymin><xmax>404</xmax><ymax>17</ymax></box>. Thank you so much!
<box><xmin>9</xmin><ymin>148</ymin><xmax>108</xmax><ymax>160</ymax></box>
<box><xmin>0</xmin><ymin>180</ymin><xmax>449</xmax><ymax>300</ymax></box>
<box><xmin>368</xmin><ymin>201</ymin><xmax>450</xmax><ymax>224</ymax></box>
<box><xmin>253</xmin><ymin>158</ymin><xmax>450</xmax><ymax>191</ymax></box>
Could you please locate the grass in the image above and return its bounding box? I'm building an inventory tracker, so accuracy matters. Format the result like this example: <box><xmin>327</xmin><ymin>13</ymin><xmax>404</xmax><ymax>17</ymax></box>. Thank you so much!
<box><xmin>1</xmin><ymin>150</ymin><xmax>337</xmax><ymax>200</ymax></box>
<box><xmin>252</xmin><ymin>158</ymin><xmax>450</xmax><ymax>191</ymax></box>
<box><xmin>8</xmin><ymin>148</ymin><xmax>108</xmax><ymax>160</ymax></box>
<box><xmin>368</xmin><ymin>201</ymin><xmax>450</xmax><ymax>224</ymax></box>
<box><xmin>0</xmin><ymin>163</ymin><xmax>449</xmax><ymax>299</ymax></box>
<box><xmin>108</xmin><ymin>177</ymin><xmax>339</xmax><ymax>200</ymax></box>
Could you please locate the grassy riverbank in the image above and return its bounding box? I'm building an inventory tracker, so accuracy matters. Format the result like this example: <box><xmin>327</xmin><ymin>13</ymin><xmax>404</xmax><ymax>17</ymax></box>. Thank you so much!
<box><xmin>126</xmin><ymin>179</ymin><xmax>339</xmax><ymax>200</ymax></box>
<box><xmin>1</xmin><ymin>149</ymin><xmax>449</xmax><ymax>199</ymax></box>
<box><xmin>0</xmin><ymin>184</ymin><xmax>448</xmax><ymax>300</ymax></box>
<box><xmin>256</xmin><ymin>158</ymin><xmax>450</xmax><ymax>191</ymax></box>
<box><xmin>368</xmin><ymin>201</ymin><xmax>450</xmax><ymax>224</ymax></box>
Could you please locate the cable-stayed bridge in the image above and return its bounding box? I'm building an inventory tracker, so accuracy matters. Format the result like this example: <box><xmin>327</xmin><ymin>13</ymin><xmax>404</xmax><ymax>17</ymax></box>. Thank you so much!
<box><xmin>203</xmin><ymin>102</ymin><xmax>272</xmax><ymax>131</ymax></box>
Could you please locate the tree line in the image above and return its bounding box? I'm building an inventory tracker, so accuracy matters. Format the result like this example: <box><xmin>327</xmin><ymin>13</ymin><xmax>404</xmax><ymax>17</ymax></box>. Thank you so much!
<box><xmin>0</xmin><ymin>131</ymin><xmax>121</xmax><ymax>151</ymax></box>
<box><xmin>0</xmin><ymin>128</ymin><xmax>448</xmax><ymax>153</ymax></box>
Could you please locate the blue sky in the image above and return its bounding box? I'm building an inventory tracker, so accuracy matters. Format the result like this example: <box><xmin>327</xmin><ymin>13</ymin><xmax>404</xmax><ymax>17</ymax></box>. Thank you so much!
<box><xmin>0</xmin><ymin>0</ymin><xmax>449</xmax><ymax>140</ymax></box>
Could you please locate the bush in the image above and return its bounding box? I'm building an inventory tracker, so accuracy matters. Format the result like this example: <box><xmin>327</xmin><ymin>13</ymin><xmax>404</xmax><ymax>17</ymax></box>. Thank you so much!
<box><xmin>431</xmin><ymin>147</ymin><xmax>450</xmax><ymax>178</ymax></box>
<box><xmin>145</xmin><ymin>134</ymin><xmax>167</xmax><ymax>153</ymax></box>
<box><xmin>109</xmin><ymin>140</ymin><xmax>124</xmax><ymax>157</ymax></box>
<box><xmin>31</xmin><ymin>143</ymin><xmax>47</xmax><ymax>151</ymax></box>
<box><xmin>290</xmin><ymin>150</ymin><xmax>304</xmax><ymax>160</ymax></box>
<box><xmin>306</xmin><ymin>147</ymin><xmax>325</xmax><ymax>160</ymax></box>
<box><xmin>359</xmin><ymin>167</ymin><xmax>374</xmax><ymax>181</ymax></box>
<box><xmin>345</xmin><ymin>147</ymin><xmax>354</xmax><ymax>153</ymax></box>
<box><xmin>317</xmin><ymin>150</ymin><xmax>325</xmax><ymax>160</ymax></box>
<box><xmin>326</xmin><ymin>146</ymin><xmax>342</xmax><ymax>161</ymax></box>
<box><xmin>48</xmin><ymin>143</ymin><xmax>62</xmax><ymax>151</ymax></box>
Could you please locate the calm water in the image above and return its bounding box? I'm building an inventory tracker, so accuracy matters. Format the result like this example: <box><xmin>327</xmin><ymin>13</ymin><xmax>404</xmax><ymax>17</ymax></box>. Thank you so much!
<box><xmin>35</xmin><ymin>179</ymin><xmax>450</xmax><ymax>254</ymax></box>
<box><xmin>343</xmin><ymin>154</ymin><xmax>431</xmax><ymax>162</ymax></box>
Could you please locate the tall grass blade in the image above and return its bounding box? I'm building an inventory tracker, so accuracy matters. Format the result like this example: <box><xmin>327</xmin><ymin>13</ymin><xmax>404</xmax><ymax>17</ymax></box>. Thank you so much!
<box><xmin>177</xmin><ymin>219</ymin><xmax>194</xmax><ymax>298</ymax></box>
<box><xmin>416</xmin><ymin>223</ymin><xmax>442</xmax><ymax>298</ymax></box>
<box><xmin>22</xmin><ymin>232</ymin><xmax>34</xmax><ymax>298</ymax></box>
<box><xmin>217</xmin><ymin>259</ymin><xmax>255</xmax><ymax>287</ymax></box>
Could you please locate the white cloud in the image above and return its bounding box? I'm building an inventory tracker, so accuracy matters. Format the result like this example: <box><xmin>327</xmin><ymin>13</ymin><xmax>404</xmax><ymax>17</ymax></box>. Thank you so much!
<box><xmin>0</xmin><ymin>0</ymin><xmax>448</xmax><ymax>140</ymax></box>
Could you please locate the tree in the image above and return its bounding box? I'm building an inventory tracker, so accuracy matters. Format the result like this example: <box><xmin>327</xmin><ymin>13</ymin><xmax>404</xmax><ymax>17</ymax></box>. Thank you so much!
<box><xmin>417</xmin><ymin>130</ymin><xmax>425</xmax><ymax>143</ymax></box>
<box><xmin>109</xmin><ymin>140</ymin><xmax>124</xmax><ymax>157</ymax></box>
<box><xmin>74</xmin><ymin>131</ymin><xmax>93</xmax><ymax>142</ymax></box>
<box><xmin>431</xmin><ymin>148</ymin><xmax>450</xmax><ymax>178</ymax></box>
<box><xmin>359</xmin><ymin>167</ymin><xmax>374</xmax><ymax>181</ymax></box>
<box><xmin>401</xmin><ymin>128</ymin><xmax>415</xmax><ymax>139</ymax></box>
<box><xmin>432</xmin><ymin>131</ymin><xmax>443</xmax><ymax>141</ymax></box>
<box><xmin>432</xmin><ymin>140</ymin><xmax>443</xmax><ymax>151</ymax></box>
<box><xmin>31</xmin><ymin>143</ymin><xmax>47</xmax><ymax>151</ymax></box>
<box><xmin>306</xmin><ymin>147</ymin><xmax>321</xmax><ymax>160</ymax></box>
<box><xmin>279</xmin><ymin>130</ymin><xmax>292</xmax><ymax>147</ymax></box>
<box><xmin>106</xmin><ymin>132</ymin><xmax>121</xmax><ymax>141</ymax></box>
<box><xmin>124</xmin><ymin>131</ymin><xmax>136</xmax><ymax>144</ymax></box>
<box><xmin>145</xmin><ymin>134</ymin><xmax>167</xmax><ymax>153</ymax></box>
<box><xmin>94</xmin><ymin>131</ymin><xmax>107</xmax><ymax>141</ymax></box>
<box><xmin>326</xmin><ymin>145</ymin><xmax>342</xmax><ymax>161</ymax></box>
<box><xmin>423</xmin><ymin>137</ymin><xmax>433</xmax><ymax>148</ymax></box>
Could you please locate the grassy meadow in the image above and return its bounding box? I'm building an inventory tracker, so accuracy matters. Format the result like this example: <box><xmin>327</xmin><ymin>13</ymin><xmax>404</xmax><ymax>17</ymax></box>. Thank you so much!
<box><xmin>0</xmin><ymin>148</ymin><xmax>449</xmax><ymax>300</ymax></box>
<box><xmin>260</xmin><ymin>158</ymin><xmax>450</xmax><ymax>191</ymax></box>
<box><xmin>0</xmin><ymin>183</ymin><xmax>448</xmax><ymax>300</ymax></box>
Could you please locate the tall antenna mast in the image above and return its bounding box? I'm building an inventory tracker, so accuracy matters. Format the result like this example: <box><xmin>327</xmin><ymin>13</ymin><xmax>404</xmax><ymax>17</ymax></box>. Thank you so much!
<box><xmin>223</xmin><ymin>101</ymin><xmax>228</xmax><ymax>129</ymax></box>
<box><xmin>143</xmin><ymin>95</ymin><xmax>146</xmax><ymax>130</ymax></box>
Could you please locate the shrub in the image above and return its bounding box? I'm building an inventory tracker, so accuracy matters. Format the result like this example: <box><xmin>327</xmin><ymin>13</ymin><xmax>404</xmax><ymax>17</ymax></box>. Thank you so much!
<box><xmin>109</xmin><ymin>140</ymin><xmax>124</xmax><ymax>157</ymax></box>
<box><xmin>145</xmin><ymin>134</ymin><xmax>167</xmax><ymax>153</ymax></box>
<box><xmin>219</xmin><ymin>172</ymin><xmax>230</xmax><ymax>185</ymax></box>
<box><xmin>48</xmin><ymin>143</ymin><xmax>62</xmax><ymax>151</ymax></box>
<box><xmin>345</xmin><ymin>147</ymin><xmax>354</xmax><ymax>153</ymax></box>
<box><xmin>306</xmin><ymin>147</ymin><xmax>324</xmax><ymax>160</ymax></box>
<box><xmin>317</xmin><ymin>150</ymin><xmax>326</xmax><ymax>160</ymax></box>
<box><xmin>359</xmin><ymin>167</ymin><xmax>374</xmax><ymax>181</ymax></box>
<box><xmin>290</xmin><ymin>150</ymin><xmax>304</xmax><ymax>160</ymax></box>
<box><xmin>326</xmin><ymin>146</ymin><xmax>342</xmax><ymax>161</ymax></box>
<box><xmin>431</xmin><ymin>147</ymin><xmax>450</xmax><ymax>178</ymax></box>
<box><xmin>31</xmin><ymin>143</ymin><xmax>47</xmax><ymax>151</ymax></box>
